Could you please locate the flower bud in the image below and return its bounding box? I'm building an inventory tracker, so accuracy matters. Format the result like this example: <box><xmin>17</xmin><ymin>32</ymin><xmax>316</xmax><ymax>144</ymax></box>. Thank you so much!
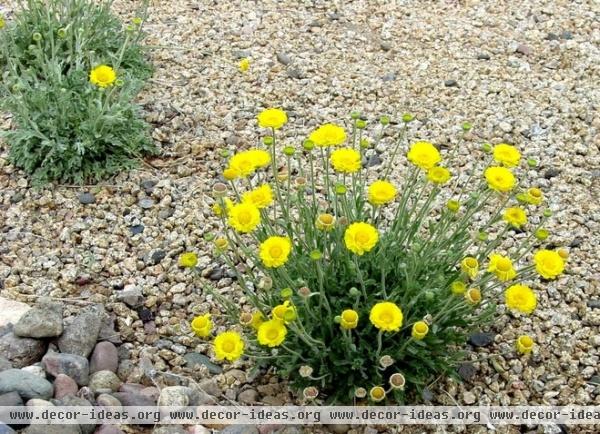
<box><xmin>527</xmin><ymin>158</ymin><xmax>538</xmax><ymax>167</ymax></box>
<box><xmin>283</xmin><ymin>146</ymin><xmax>295</xmax><ymax>156</ymax></box>
<box><xmin>259</xmin><ymin>276</ymin><xmax>273</xmax><ymax>291</ymax></box>
<box><xmin>334</xmin><ymin>315</ymin><xmax>341</xmax><ymax>324</ymax></box>
<box><xmin>369</xmin><ymin>386</ymin><xmax>386</xmax><ymax>402</ymax></box>
<box><xmin>481</xmin><ymin>143</ymin><xmax>492</xmax><ymax>153</ymax></box>
<box><xmin>356</xmin><ymin>119</ymin><xmax>366</xmax><ymax>129</ymax></box>
<box><xmin>302</xmin><ymin>139</ymin><xmax>314</xmax><ymax>151</ymax></box>
<box><xmin>115</xmin><ymin>79</ymin><xmax>124</xmax><ymax>87</ymax></box>
<box><xmin>349</xmin><ymin>287</ymin><xmax>360</xmax><ymax>297</ymax></box>
<box><xmin>263</xmin><ymin>136</ymin><xmax>274</xmax><ymax>146</ymax></box>
<box><xmin>212</xmin><ymin>182</ymin><xmax>227</xmax><ymax>197</ymax></box>
<box><xmin>350</xmin><ymin>111</ymin><xmax>361</xmax><ymax>120</ymax></box>
<box><xmin>315</xmin><ymin>213</ymin><xmax>335</xmax><ymax>231</ymax></box>
<box><xmin>534</xmin><ymin>228</ymin><xmax>549</xmax><ymax>240</ymax></box>
<box><xmin>32</xmin><ymin>32</ymin><xmax>42</xmax><ymax>42</ymax></box>
<box><xmin>360</xmin><ymin>138</ymin><xmax>370</xmax><ymax>149</ymax></box>
<box><xmin>220</xmin><ymin>149</ymin><xmax>230</xmax><ymax>158</ymax></box>
<box><xmin>389</xmin><ymin>373</ymin><xmax>406</xmax><ymax>390</ymax></box>
<box><xmin>462</xmin><ymin>122</ymin><xmax>472</xmax><ymax>131</ymax></box>
<box><xmin>354</xmin><ymin>387</ymin><xmax>367</xmax><ymax>399</ymax></box>
<box><xmin>214</xmin><ymin>237</ymin><xmax>229</xmax><ymax>251</ymax></box>
<box><xmin>335</xmin><ymin>184</ymin><xmax>347</xmax><ymax>195</ymax></box>
<box><xmin>380</xmin><ymin>115</ymin><xmax>390</xmax><ymax>126</ymax></box>
<box><xmin>465</xmin><ymin>287</ymin><xmax>482</xmax><ymax>305</ymax></box>
<box><xmin>239</xmin><ymin>312</ymin><xmax>253</xmax><ymax>326</ymax></box>
<box><xmin>57</xmin><ymin>28</ymin><xmax>67</xmax><ymax>38</ymax></box>
<box><xmin>295</xmin><ymin>177</ymin><xmax>307</xmax><ymax>189</ymax></box>
<box><xmin>477</xmin><ymin>231</ymin><xmax>488</xmax><ymax>241</ymax></box>
<box><xmin>133</xmin><ymin>17</ymin><xmax>143</xmax><ymax>26</ymax></box>
<box><xmin>379</xmin><ymin>355</ymin><xmax>394</xmax><ymax>368</ymax></box>
<box><xmin>299</xmin><ymin>365</ymin><xmax>313</xmax><ymax>378</ymax></box>
<box><xmin>279</xmin><ymin>287</ymin><xmax>293</xmax><ymax>298</ymax></box>
<box><xmin>310</xmin><ymin>250</ymin><xmax>322</xmax><ymax>260</ymax></box>
<box><xmin>402</xmin><ymin>113</ymin><xmax>414</xmax><ymax>123</ymax></box>
<box><xmin>447</xmin><ymin>200</ymin><xmax>460</xmax><ymax>213</ymax></box>
<box><xmin>303</xmin><ymin>386</ymin><xmax>319</xmax><ymax>400</ymax></box>
<box><xmin>557</xmin><ymin>248</ymin><xmax>569</xmax><ymax>259</ymax></box>
<box><xmin>543</xmin><ymin>209</ymin><xmax>552</xmax><ymax>217</ymax></box>
<box><xmin>298</xmin><ymin>286</ymin><xmax>311</xmax><ymax>297</ymax></box>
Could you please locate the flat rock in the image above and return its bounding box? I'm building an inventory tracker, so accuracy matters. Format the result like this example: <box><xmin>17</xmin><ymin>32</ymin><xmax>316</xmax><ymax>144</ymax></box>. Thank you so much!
<box><xmin>89</xmin><ymin>342</ymin><xmax>119</xmax><ymax>374</ymax></box>
<box><xmin>96</xmin><ymin>393</ymin><xmax>122</xmax><ymax>407</ymax></box>
<box><xmin>14</xmin><ymin>300</ymin><xmax>63</xmax><ymax>338</ymax></box>
<box><xmin>58</xmin><ymin>306</ymin><xmax>103</xmax><ymax>358</ymax></box>
<box><xmin>183</xmin><ymin>352</ymin><xmax>222</xmax><ymax>374</ymax></box>
<box><xmin>0</xmin><ymin>391</ymin><xmax>24</xmax><ymax>406</ymax></box>
<box><xmin>468</xmin><ymin>332</ymin><xmax>495</xmax><ymax>347</ymax></box>
<box><xmin>77</xmin><ymin>192</ymin><xmax>96</xmax><ymax>205</ymax></box>
<box><xmin>0</xmin><ymin>297</ymin><xmax>31</xmax><ymax>328</ymax></box>
<box><xmin>42</xmin><ymin>353</ymin><xmax>90</xmax><ymax>386</ymax></box>
<box><xmin>158</xmin><ymin>386</ymin><xmax>200</xmax><ymax>407</ymax></box>
<box><xmin>0</xmin><ymin>369</ymin><xmax>53</xmax><ymax>400</ymax></box>
<box><xmin>0</xmin><ymin>332</ymin><xmax>47</xmax><ymax>368</ymax></box>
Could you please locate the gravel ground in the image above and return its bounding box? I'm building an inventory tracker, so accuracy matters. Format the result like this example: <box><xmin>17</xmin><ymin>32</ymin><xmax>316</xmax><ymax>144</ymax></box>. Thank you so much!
<box><xmin>1</xmin><ymin>0</ymin><xmax>599</xmax><ymax>433</ymax></box>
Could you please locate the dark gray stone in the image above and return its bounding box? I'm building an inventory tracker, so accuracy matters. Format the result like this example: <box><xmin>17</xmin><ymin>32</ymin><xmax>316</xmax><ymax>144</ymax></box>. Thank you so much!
<box><xmin>14</xmin><ymin>301</ymin><xmax>63</xmax><ymax>338</ymax></box>
<box><xmin>468</xmin><ymin>332</ymin><xmax>495</xmax><ymax>347</ymax></box>
<box><xmin>561</xmin><ymin>31</ymin><xmax>573</xmax><ymax>40</ymax></box>
<box><xmin>140</xmin><ymin>179</ymin><xmax>157</xmax><ymax>193</ymax></box>
<box><xmin>382</xmin><ymin>73</ymin><xmax>396</xmax><ymax>82</ymax></box>
<box><xmin>77</xmin><ymin>193</ymin><xmax>96</xmax><ymax>205</ymax></box>
<box><xmin>569</xmin><ymin>238</ymin><xmax>583</xmax><ymax>248</ymax></box>
<box><xmin>286</xmin><ymin>68</ymin><xmax>304</xmax><ymax>79</ymax></box>
<box><xmin>57</xmin><ymin>306</ymin><xmax>103</xmax><ymax>358</ymax></box>
<box><xmin>56</xmin><ymin>396</ymin><xmax>95</xmax><ymax>434</ymax></box>
<box><xmin>0</xmin><ymin>369</ymin><xmax>53</xmax><ymax>400</ymax></box>
<box><xmin>477</xmin><ymin>53</ymin><xmax>491</xmax><ymax>60</ymax></box>
<box><xmin>9</xmin><ymin>193</ymin><xmax>24</xmax><ymax>204</ymax></box>
<box><xmin>421</xmin><ymin>387</ymin><xmax>434</xmax><ymax>402</ymax></box>
<box><xmin>150</xmin><ymin>250</ymin><xmax>166</xmax><ymax>265</ymax></box>
<box><xmin>587</xmin><ymin>299</ymin><xmax>600</xmax><ymax>309</ymax></box>
<box><xmin>458</xmin><ymin>362</ymin><xmax>476</xmax><ymax>381</ymax></box>
<box><xmin>183</xmin><ymin>353</ymin><xmax>222</xmax><ymax>374</ymax></box>
<box><xmin>367</xmin><ymin>154</ymin><xmax>383</xmax><ymax>167</ymax></box>
<box><xmin>0</xmin><ymin>332</ymin><xmax>47</xmax><ymax>368</ymax></box>
<box><xmin>545</xmin><ymin>32</ymin><xmax>559</xmax><ymax>41</ymax></box>
<box><xmin>42</xmin><ymin>352</ymin><xmax>89</xmax><ymax>386</ymax></box>
<box><xmin>276</xmin><ymin>52</ymin><xmax>291</xmax><ymax>65</ymax></box>
<box><xmin>130</xmin><ymin>225</ymin><xmax>144</xmax><ymax>235</ymax></box>
<box><xmin>444</xmin><ymin>79</ymin><xmax>459</xmax><ymax>87</ymax></box>
<box><xmin>544</xmin><ymin>168</ymin><xmax>561</xmax><ymax>179</ymax></box>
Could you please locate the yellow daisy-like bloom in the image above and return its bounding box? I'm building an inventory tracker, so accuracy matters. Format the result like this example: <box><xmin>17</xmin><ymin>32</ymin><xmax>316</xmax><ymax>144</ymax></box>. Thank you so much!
<box><xmin>89</xmin><ymin>65</ymin><xmax>117</xmax><ymax>88</ymax></box>
<box><xmin>214</xmin><ymin>237</ymin><xmax>229</xmax><ymax>251</ymax></box>
<box><xmin>503</xmin><ymin>207</ymin><xmax>527</xmax><ymax>228</ymax></box>
<box><xmin>272</xmin><ymin>300</ymin><xmax>297</xmax><ymax>323</ymax></box>
<box><xmin>426</xmin><ymin>166</ymin><xmax>451</xmax><ymax>184</ymax></box>
<box><xmin>411</xmin><ymin>321</ymin><xmax>429</xmax><ymax>340</ymax></box>
<box><xmin>259</xmin><ymin>236</ymin><xmax>292</xmax><ymax>268</ymax></box>
<box><xmin>368</xmin><ymin>180</ymin><xmax>397</xmax><ymax>206</ymax></box>
<box><xmin>516</xmin><ymin>335</ymin><xmax>534</xmax><ymax>354</ymax></box>
<box><xmin>242</xmin><ymin>184</ymin><xmax>274</xmax><ymax>209</ymax></box>
<box><xmin>315</xmin><ymin>213</ymin><xmax>336</xmax><ymax>231</ymax></box>
<box><xmin>178</xmin><ymin>252</ymin><xmax>198</xmax><ymax>268</ymax></box>
<box><xmin>0</xmin><ymin>16</ymin><xmax>5</xmax><ymax>30</ymax></box>
<box><xmin>190</xmin><ymin>314</ymin><xmax>212</xmax><ymax>338</ymax></box>
<box><xmin>369</xmin><ymin>302</ymin><xmax>403</xmax><ymax>332</ymax></box>
<box><xmin>533</xmin><ymin>249</ymin><xmax>565</xmax><ymax>280</ymax></box>
<box><xmin>369</xmin><ymin>386</ymin><xmax>386</xmax><ymax>402</ymax></box>
<box><xmin>250</xmin><ymin>312</ymin><xmax>265</xmax><ymax>331</ymax></box>
<box><xmin>484</xmin><ymin>167</ymin><xmax>516</xmax><ymax>192</ymax></box>
<box><xmin>340</xmin><ymin>309</ymin><xmax>359</xmax><ymax>330</ymax></box>
<box><xmin>505</xmin><ymin>284</ymin><xmax>537</xmax><ymax>314</ymax></box>
<box><xmin>223</xmin><ymin>168</ymin><xmax>240</xmax><ymax>181</ymax></box>
<box><xmin>257</xmin><ymin>108</ymin><xmax>288</xmax><ymax>129</ymax></box>
<box><xmin>228</xmin><ymin>152</ymin><xmax>257</xmax><ymax>177</ymax></box>
<box><xmin>213</xmin><ymin>331</ymin><xmax>244</xmax><ymax>362</ymax></box>
<box><xmin>460</xmin><ymin>257</ymin><xmax>479</xmax><ymax>280</ymax></box>
<box><xmin>488</xmin><ymin>254</ymin><xmax>517</xmax><ymax>281</ymax></box>
<box><xmin>309</xmin><ymin>124</ymin><xmax>347</xmax><ymax>147</ymax></box>
<box><xmin>447</xmin><ymin>199</ymin><xmax>461</xmax><ymax>213</ymax></box>
<box><xmin>344</xmin><ymin>222</ymin><xmax>379</xmax><ymax>255</ymax></box>
<box><xmin>257</xmin><ymin>319</ymin><xmax>287</xmax><ymax>347</ymax></box>
<box><xmin>330</xmin><ymin>148</ymin><xmax>361</xmax><ymax>173</ymax></box>
<box><xmin>407</xmin><ymin>141</ymin><xmax>441</xmax><ymax>170</ymax></box>
<box><xmin>212</xmin><ymin>198</ymin><xmax>234</xmax><ymax>217</ymax></box>
<box><xmin>451</xmin><ymin>281</ymin><xmax>467</xmax><ymax>295</ymax></box>
<box><xmin>247</xmin><ymin>149</ymin><xmax>271</xmax><ymax>168</ymax></box>
<box><xmin>239</xmin><ymin>58</ymin><xmax>250</xmax><ymax>72</ymax></box>
<box><xmin>465</xmin><ymin>288</ymin><xmax>482</xmax><ymax>305</ymax></box>
<box><xmin>228</xmin><ymin>202</ymin><xmax>261</xmax><ymax>233</ymax></box>
<box><xmin>493</xmin><ymin>144</ymin><xmax>521</xmax><ymax>168</ymax></box>
<box><xmin>524</xmin><ymin>187</ymin><xmax>543</xmax><ymax>205</ymax></box>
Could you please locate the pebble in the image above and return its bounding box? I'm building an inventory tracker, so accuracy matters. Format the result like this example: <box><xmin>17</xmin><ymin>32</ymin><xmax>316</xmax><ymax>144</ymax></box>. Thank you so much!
<box><xmin>0</xmin><ymin>297</ymin><xmax>32</xmax><ymax>328</ymax></box>
<box><xmin>158</xmin><ymin>386</ymin><xmax>198</xmax><ymax>406</ymax></box>
<box><xmin>0</xmin><ymin>422</ymin><xmax>16</xmax><ymax>434</ymax></box>
<box><xmin>477</xmin><ymin>53</ymin><xmax>491</xmax><ymax>60</ymax></box>
<box><xmin>458</xmin><ymin>362</ymin><xmax>476</xmax><ymax>381</ymax></box>
<box><xmin>237</xmin><ymin>388</ymin><xmax>258</xmax><ymax>404</ymax></box>
<box><xmin>58</xmin><ymin>306</ymin><xmax>103</xmax><ymax>358</ymax></box>
<box><xmin>0</xmin><ymin>356</ymin><xmax>12</xmax><ymax>372</ymax></box>
<box><xmin>90</xmin><ymin>342</ymin><xmax>119</xmax><ymax>374</ymax></box>
<box><xmin>0</xmin><ymin>332</ymin><xmax>47</xmax><ymax>368</ymax></box>
<box><xmin>42</xmin><ymin>352</ymin><xmax>90</xmax><ymax>386</ymax></box>
<box><xmin>544</xmin><ymin>168</ymin><xmax>561</xmax><ymax>179</ymax></box>
<box><xmin>53</xmin><ymin>374</ymin><xmax>79</xmax><ymax>399</ymax></box>
<box><xmin>462</xmin><ymin>391</ymin><xmax>477</xmax><ymax>404</ymax></box>
<box><xmin>77</xmin><ymin>192</ymin><xmax>96</xmax><ymax>205</ymax></box>
<box><xmin>380</xmin><ymin>41</ymin><xmax>392</xmax><ymax>51</ymax></box>
<box><xmin>468</xmin><ymin>332</ymin><xmax>495</xmax><ymax>347</ymax></box>
<box><xmin>24</xmin><ymin>426</ymin><xmax>81</xmax><ymax>434</ymax></box>
<box><xmin>14</xmin><ymin>300</ymin><xmax>63</xmax><ymax>338</ymax></box>
<box><xmin>183</xmin><ymin>352</ymin><xmax>223</xmax><ymax>374</ymax></box>
<box><xmin>444</xmin><ymin>79</ymin><xmax>458</xmax><ymax>87</ymax></box>
<box><xmin>516</xmin><ymin>44</ymin><xmax>531</xmax><ymax>55</ymax></box>
<box><xmin>276</xmin><ymin>52</ymin><xmax>292</xmax><ymax>65</ymax></box>
<box><xmin>153</xmin><ymin>427</ymin><xmax>187</xmax><ymax>434</ymax></box>
<box><xmin>95</xmin><ymin>426</ymin><xmax>125</xmax><ymax>434</ymax></box>
<box><xmin>130</xmin><ymin>224</ymin><xmax>144</xmax><ymax>235</ymax></box>
<box><xmin>89</xmin><ymin>370</ymin><xmax>122</xmax><ymax>392</ymax></box>
<box><xmin>112</xmin><ymin>392</ymin><xmax>155</xmax><ymax>406</ymax></box>
<box><xmin>286</xmin><ymin>68</ymin><xmax>304</xmax><ymax>79</ymax></box>
<box><xmin>151</xmin><ymin>249</ymin><xmax>167</xmax><ymax>265</ymax></box>
<box><xmin>138</xmin><ymin>197</ymin><xmax>155</xmax><ymax>209</ymax></box>
<box><xmin>220</xmin><ymin>426</ymin><xmax>259</xmax><ymax>434</ymax></box>
<box><xmin>116</xmin><ymin>287</ymin><xmax>143</xmax><ymax>307</ymax></box>
<box><xmin>0</xmin><ymin>369</ymin><xmax>53</xmax><ymax>400</ymax></box>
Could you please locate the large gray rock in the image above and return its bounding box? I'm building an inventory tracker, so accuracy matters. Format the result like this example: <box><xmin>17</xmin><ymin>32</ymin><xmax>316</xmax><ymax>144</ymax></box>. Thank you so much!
<box><xmin>0</xmin><ymin>297</ymin><xmax>31</xmax><ymax>328</ymax></box>
<box><xmin>56</xmin><ymin>396</ymin><xmax>95</xmax><ymax>434</ymax></box>
<box><xmin>42</xmin><ymin>353</ymin><xmax>89</xmax><ymax>386</ymax></box>
<box><xmin>0</xmin><ymin>332</ymin><xmax>46</xmax><ymax>368</ymax></box>
<box><xmin>89</xmin><ymin>342</ymin><xmax>118</xmax><ymax>374</ymax></box>
<box><xmin>0</xmin><ymin>369</ymin><xmax>53</xmax><ymax>400</ymax></box>
<box><xmin>57</xmin><ymin>306</ymin><xmax>103</xmax><ymax>358</ymax></box>
<box><xmin>14</xmin><ymin>300</ymin><xmax>63</xmax><ymax>338</ymax></box>
<box><xmin>0</xmin><ymin>391</ymin><xmax>23</xmax><ymax>406</ymax></box>
<box><xmin>88</xmin><ymin>370</ymin><xmax>122</xmax><ymax>392</ymax></box>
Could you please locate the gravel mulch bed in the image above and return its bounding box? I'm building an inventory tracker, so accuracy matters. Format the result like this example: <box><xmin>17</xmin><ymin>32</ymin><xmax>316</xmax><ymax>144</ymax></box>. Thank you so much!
<box><xmin>0</xmin><ymin>1</ymin><xmax>598</xmax><ymax>433</ymax></box>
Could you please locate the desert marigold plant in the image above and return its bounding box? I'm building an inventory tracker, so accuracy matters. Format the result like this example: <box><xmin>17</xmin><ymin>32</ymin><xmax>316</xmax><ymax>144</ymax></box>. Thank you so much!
<box><xmin>193</xmin><ymin>109</ymin><xmax>566</xmax><ymax>403</ymax></box>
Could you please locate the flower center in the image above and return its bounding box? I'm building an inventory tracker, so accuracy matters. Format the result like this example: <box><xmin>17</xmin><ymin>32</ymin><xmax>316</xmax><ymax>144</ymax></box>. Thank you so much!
<box><xmin>496</xmin><ymin>258</ymin><xmax>511</xmax><ymax>272</ymax></box>
<box><xmin>238</xmin><ymin>211</ymin><xmax>251</xmax><ymax>224</ymax></box>
<box><xmin>415</xmin><ymin>323</ymin><xmax>427</xmax><ymax>333</ymax></box>
<box><xmin>222</xmin><ymin>341</ymin><xmax>235</xmax><ymax>353</ymax></box>
<box><xmin>342</xmin><ymin>311</ymin><xmax>357</xmax><ymax>323</ymax></box>
<box><xmin>356</xmin><ymin>231</ymin><xmax>370</xmax><ymax>244</ymax></box>
<box><xmin>380</xmin><ymin>313</ymin><xmax>393</xmax><ymax>324</ymax></box>
<box><xmin>465</xmin><ymin>258</ymin><xmax>477</xmax><ymax>268</ymax></box>
<box><xmin>267</xmin><ymin>329</ymin><xmax>279</xmax><ymax>340</ymax></box>
<box><xmin>269</xmin><ymin>246</ymin><xmax>283</xmax><ymax>258</ymax></box>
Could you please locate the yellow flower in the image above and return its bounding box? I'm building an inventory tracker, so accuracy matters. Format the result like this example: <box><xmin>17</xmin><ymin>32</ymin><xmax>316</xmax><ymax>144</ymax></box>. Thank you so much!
<box><xmin>451</xmin><ymin>281</ymin><xmax>467</xmax><ymax>295</ymax></box>
<box><xmin>223</xmin><ymin>168</ymin><xmax>239</xmax><ymax>181</ymax></box>
<box><xmin>447</xmin><ymin>199</ymin><xmax>460</xmax><ymax>213</ymax></box>
<box><xmin>344</xmin><ymin>222</ymin><xmax>379</xmax><ymax>255</ymax></box>
<box><xmin>516</xmin><ymin>335</ymin><xmax>534</xmax><ymax>354</ymax></box>
<box><xmin>257</xmin><ymin>108</ymin><xmax>287</xmax><ymax>129</ymax></box>
<box><xmin>242</xmin><ymin>184</ymin><xmax>273</xmax><ymax>209</ymax></box>
<box><xmin>212</xmin><ymin>198</ymin><xmax>233</xmax><ymax>217</ymax></box>
<box><xmin>340</xmin><ymin>309</ymin><xmax>359</xmax><ymax>330</ymax></box>
<box><xmin>493</xmin><ymin>144</ymin><xmax>521</xmax><ymax>167</ymax></box>
<box><xmin>330</xmin><ymin>148</ymin><xmax>361</xmax><ymax>173</ymax></box>
<box><xmin>272</xmin><ymin>300</ymin><xmax>296</xmax><ymax>323</ymax></box>
<box><xmin>488</xmin><ymin>254</ymin><xmax>517</xmax><ymax>281</ymax></box>
<box><xmin>460</xmin><ymin>257</ymin><xmax>479</xmax><ymax>279</ymax></box>
<box><xmin>465</xmin><ymin>287</ymin><xmax>482</xmax><ymax>305</ymax></box>
<box><xmin>246</xmin><ymin>149</ymin><xmax>271</xmax><ymax>168</ymax></box>
<box><xmin>411</xmin><ymin>321</ymin><xmax>429</xmax><ymax>340</ymax></box>
<box><xmin>503</xmin><ymin>207</ymin><xmax>527</xmax><ymax>228</ymax></box>
<box><xmin>315</xmin><ymin>213</ymin><xmax>336</xmax><ymax>231</ymax></box>
<box><xmin>524</xmin><ymin>187</ymin><xmax>543</xmax><ymax>205</ymax></box>
<box><xmin>228</xmin><ymin>202</ymin><xmax>261</xmax><ymax>233</ymax></box>
<box><xmin>308</xmin><ymin>124</ymin><xmax>347</xmax><ymax>147</ymax></box>
<box><xmin>407</xmin><ymin>141</ymin><xmax>441</xmax><ymax>170</ymax></box>
<box><xmin>257</xmin><ymin>319</ymin><xmax>287</xmax><ymax>347</ymax></box>
<box><xmin>250</xmin><ymin>312</ymin><xmax>265</xmax><ymax>331</ymax></box>
<box><xmin>369</xmin><ymin>302</ymin><xmax>403</xmax><ymax>332</ymax></box>
<box><xmin>178</xmin><ymin>252</ymin><xmax>198</xmax><ymax>268</ymax></box>
<box><xmin>484</xmin><ymin>167</ymin><xmax>516</xmax><ymax>192</ymax></box>
<box><xmin>427</xmin><ymin>166</ymin><xmax>451</xmax><ymax>184</ymax></box>
<box><xmin>89</xmin><ymin>65</ymin><xmax>117</xmax><ymax>88</ymax></box>
<box><xmin>214</xmin><ymin>237</ymin><xmax>229</xmax><ymax>251</ymax></box>
<box><xmin>505</xmin><ymin>284</ymin><xmax>537</xmax><ymax>314</ymax></box>
<box><xmin>533</xmin><ymin>249</ymin><xmax>565</xmax><ymax>280</ymax></box>
<box><xmin>228</xmin><ymin>151</ymin><xmax>257</xmax><ymax>177</ymax></box>
<box><xmin>368</xmin><ymin>180</ymin><xmax>397</xmax><ymax>206</ymax></box>
<box><xmin>259</xmin><ymin>236</ymin><xmax>292</xmax><ymax>268</ymax></box>
<box><xmin>0</xmin><ymin>16</ymin><xmax>5</xmax><ymax>30</ymax></box>
<box><xmin>213</xmin><ymin>331</ymin><xmax>244</xmax><ymax>362</ymax></box>
<box><xmin>239</xmin><ymin>58</ymin><xmax>250</xmax><ymax>72</ymax></box>
<box><xmin>369</xmin><ymin>386</ymin><xmax>386</xmax><ymax>402</ymax></box>
<box><xmin>191</xmin><ymin>314</ymin><xmax>212</xmax><ymax>338</ymax></box>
